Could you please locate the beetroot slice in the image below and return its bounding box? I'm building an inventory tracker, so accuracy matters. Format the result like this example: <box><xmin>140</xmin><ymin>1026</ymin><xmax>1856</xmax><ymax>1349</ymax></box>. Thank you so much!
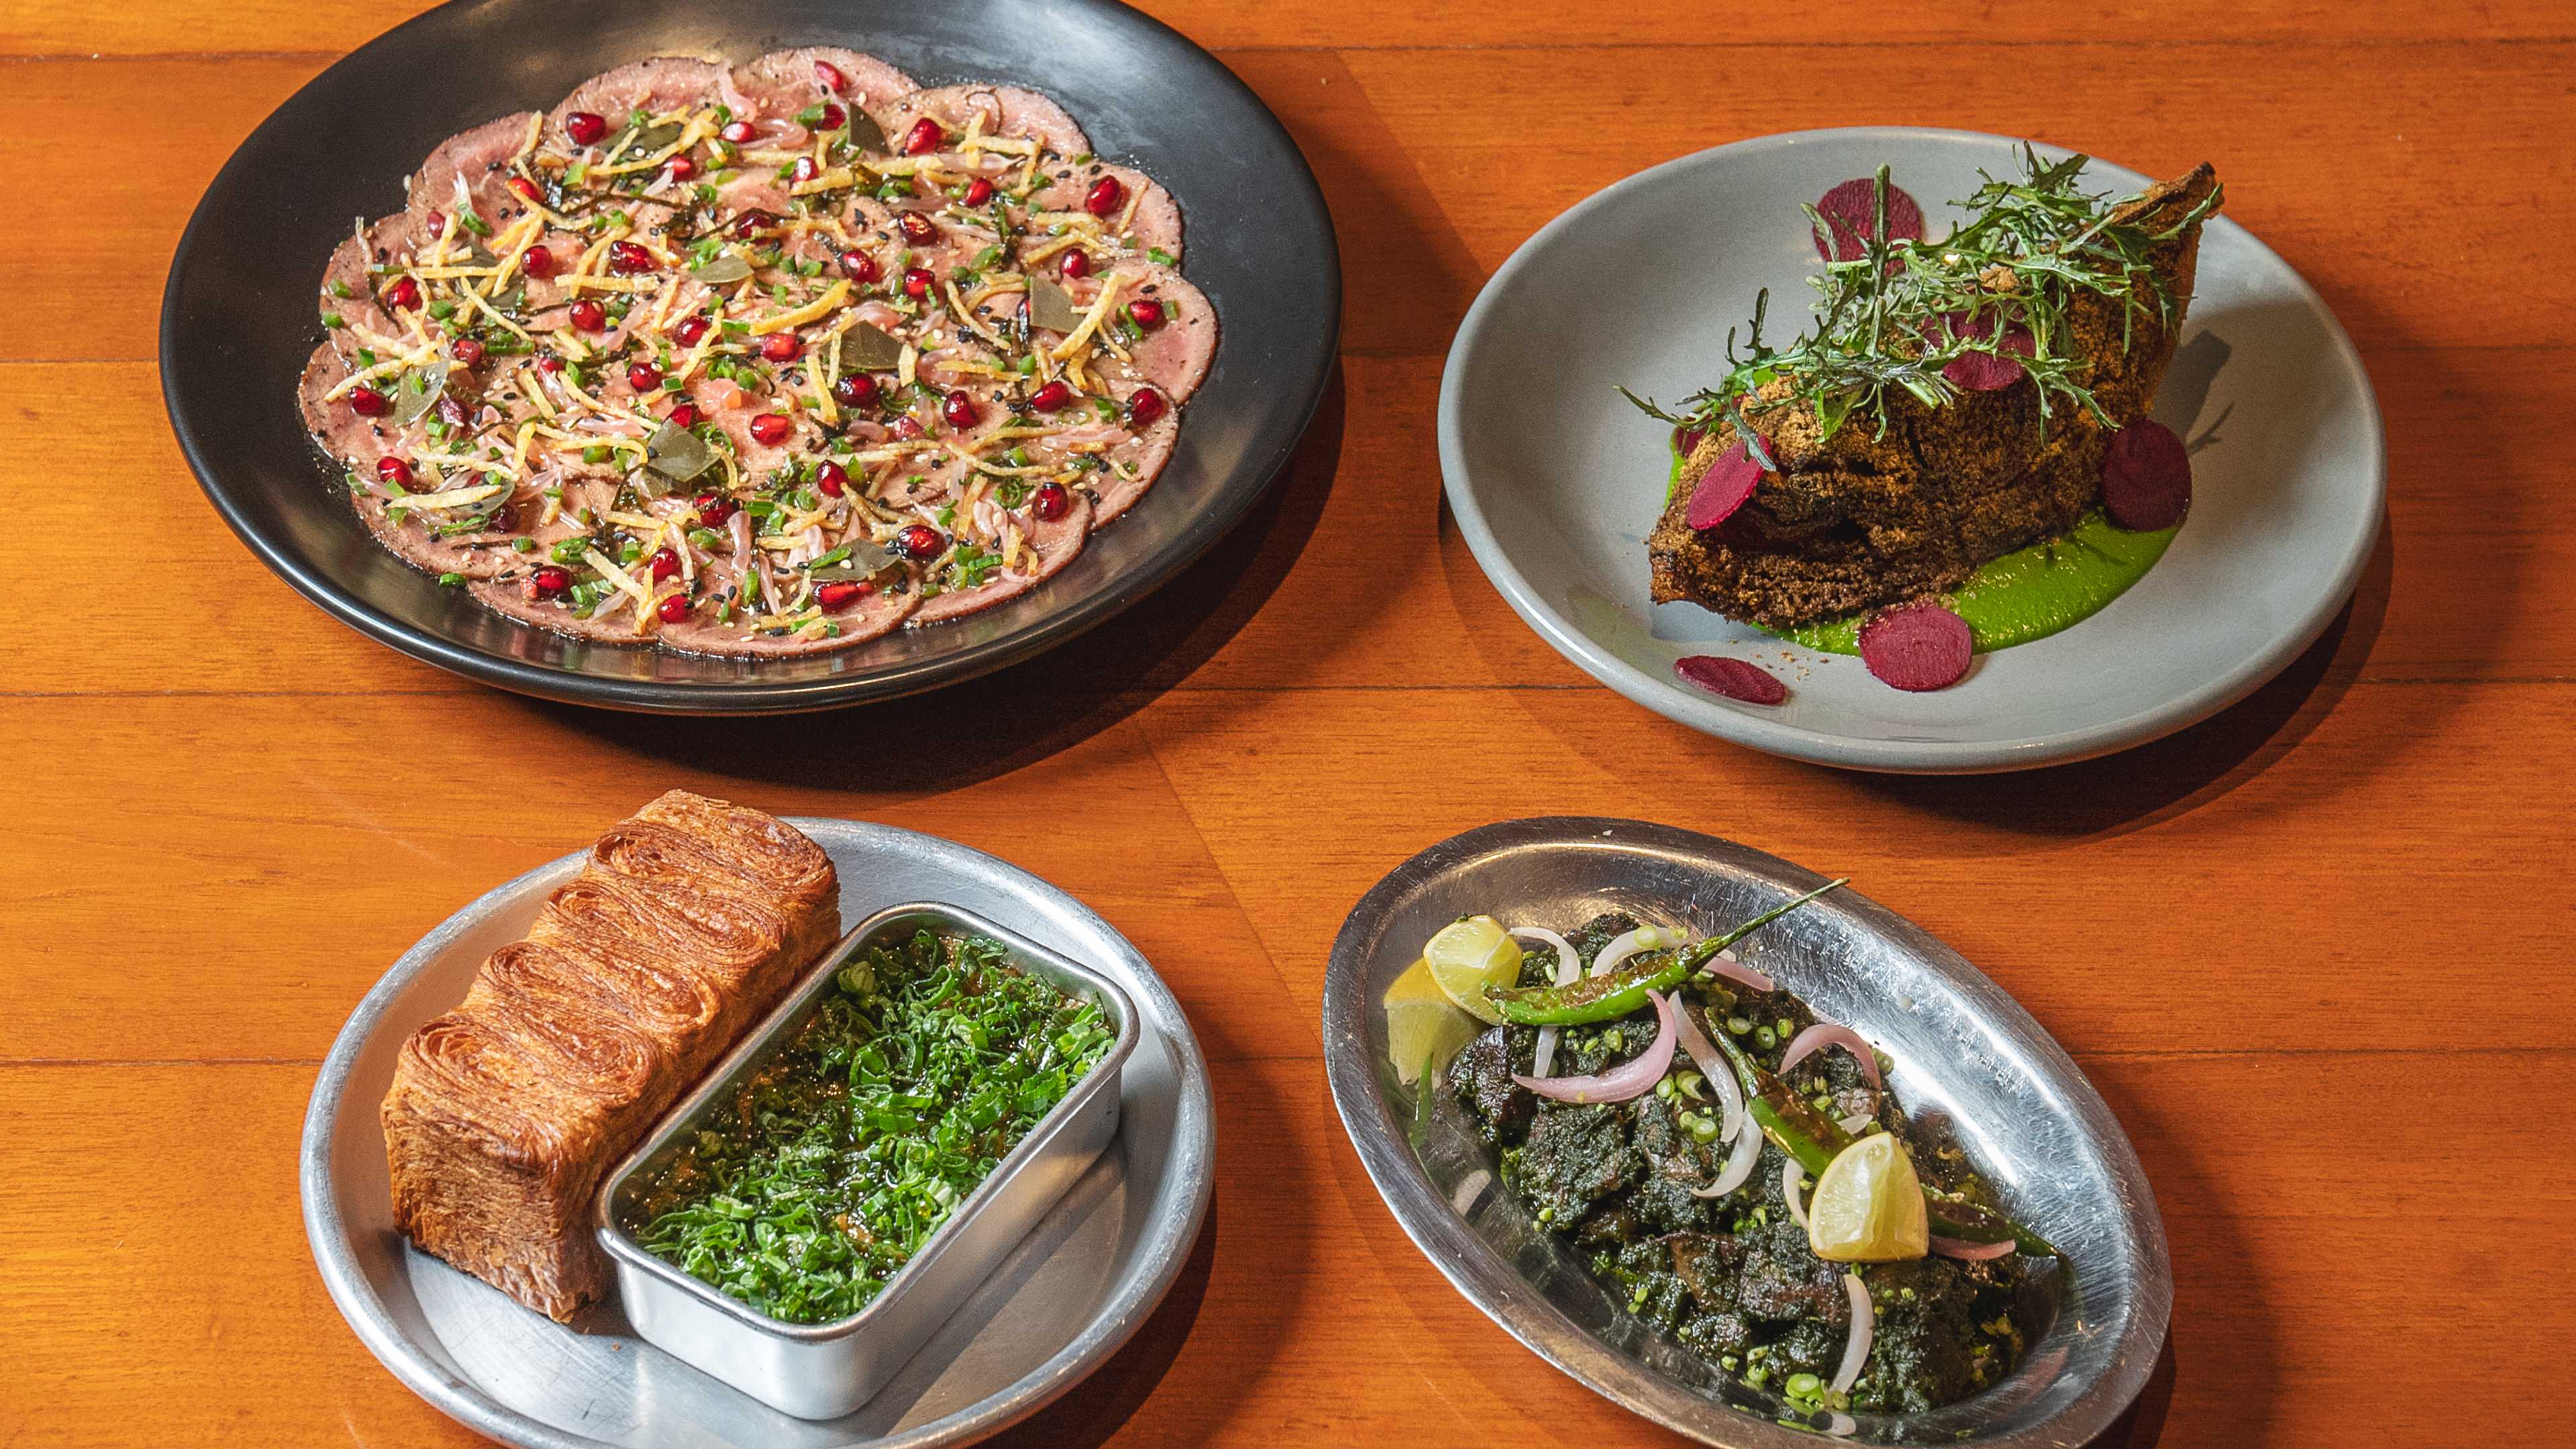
<box><xmin>2100</xmin><ymin>418</ymin><xmax>2192</xmax><ymax>530</ymax></box>
<box><xmin>1684</xmin><ymin>439</ymin><xmax>1764</xmax><ymax>530</ymax></box>
<box><xmin>1858</xmin><ymin>600</ymin><xmax>1974</xmax><ymax>692</ymax></box>
<box><xmin>1676</xmin><ymin>655</ymin><xmax>1788</xmax><ymax>705</ymax></box>
<box><xmin>1814</xmin><ymin>177</ymin><xmax>1926</xmax><ymax>263</ymax></box>
<box><xmin>1937</xmin><ymin>311</ymin><xmax>2034</xmax><ymax>392</ymax></box>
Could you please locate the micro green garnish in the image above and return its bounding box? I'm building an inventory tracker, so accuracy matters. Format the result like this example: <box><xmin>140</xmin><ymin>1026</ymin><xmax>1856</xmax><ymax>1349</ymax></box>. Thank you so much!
<box><xmin>624</xmin><ymin>930</ymin><xmax>1115</xmax><ymax>1326</ymax></box>
<box><xmin>1623</xmin><ymin>147</ymin><xmax>2223</xmax><ymax>468</ymax></box>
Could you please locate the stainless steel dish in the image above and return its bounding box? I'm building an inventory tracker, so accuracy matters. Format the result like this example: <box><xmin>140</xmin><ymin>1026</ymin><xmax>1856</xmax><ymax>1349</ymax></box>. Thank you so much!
<box><xmin>598</xmin><ymin>904</ymin><xmax>1139</xmax><ymax>1419</ymax></box>
<box><xmin>1322</xmin><ymin>818</ymin><xmax>2171</xmax><ymax>1448</ymax></box>
<box><xmin>301</xmin><ymin>819</ymin><xmax>1214</xmax><ymax>1449</ymax></box>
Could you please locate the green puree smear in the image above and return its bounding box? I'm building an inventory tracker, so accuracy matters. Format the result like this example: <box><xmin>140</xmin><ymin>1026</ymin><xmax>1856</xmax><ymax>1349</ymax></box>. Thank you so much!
<box><xmin>623</xmin><ymin>928</ymin><xmax>1116</xmax><ymax>1325</ymax></box>
<box><xmin>1774</xmin><ymin>509</ymin><xmax>2180</xmax><ymax>655</ymax></box>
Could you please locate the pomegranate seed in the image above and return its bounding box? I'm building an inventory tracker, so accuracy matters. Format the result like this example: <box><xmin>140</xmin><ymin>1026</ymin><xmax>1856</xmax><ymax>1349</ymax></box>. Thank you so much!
<box><xmin>1083</xmin><ymin>176</ymin><xmax>1125</xmax><ymax>218</ymax></box>
<box><xmin>647</xmin><ymin>546</ymin><xmax>680</xmax><ymax>580</ymax></box>
<box><xmin>818</xmin><ymin>580</ymin><xmax>874</xmax><ymax>610</ymax></box>
<box><xmin>694</xmin><ymin>494</ymin><xmax>739</xmax><ymax>525</ymax></box>
<box><xmin>834</xmin><ymin>372</ymin><xmax>879</xmax><ymax>409</ymax></box>
<box><xmin>814</xmin><ymin>462</ymin><xmax>849</xmax><ymax>496</ymax></box>
<box><xmin>902</xmin><ymin>117</ymin><xmax>945</xmax><ymax>155</ymax></box>
<box><xmin>962</xmin><ymin>177</ymin><xmax>994</xmax><ymax>207</ymax></box>
<box><xmin>665</xmin><ymin>156</ymin><xmax>697</xmax><ymax>182</ymax></box>
<box><xmin>814</xmin><ymin>59</ymin><xmax>849</xmax><ymax>93</ymax></box>
<box><xmin>627</xmin><ymin>361</ymin><xmax>662</xmax><ymax>392</ymax></box>
<box><xmin>941</xmin><ymin>390</ymin><xmax>978</xmax><ymax>429</ymax></box>
<box><xmin>436</xmin><ymin>396</ymin><xmax>468</xmax><ymax>429</ymax></box>
<box><xmin>760</xmin><ymin>332</ymin><xmax>801</xmax><ymax>363</ymax></box>
<box><xmin>384</xmin><ymin>276</ymin><xmax>421</xmax><ymax>311</ymax></box>
<box><xmin>667</xmin><ymin>402</ymin><xmax>701</xmax><ymax>428</ymax></box>
<box><xmin>733</xmin><ymin>209</ymin><xmax>776</xmax><ymax>239</ymax></box>
<box><xmin>425</xmin><ymin>214</ymin><xmax>445</xmax><ymax>237</ymax></box>
<box><xmin>902</xmin><ymin>267</ymin><xmax>932</xmax><ymax>299</ymax></box>
<box><xmin>1029</xmin><ymin>380</ymin><xmax>1074</xmax><ymax>413</ymax></box>
<box><xmin>451</xmin><ymin>337</ymin><xmax>487</xmax><ymax>369</ymax></box>
<box><xmin>817</xmin><ymin>102</ymin><xmax>847</xmax><ymax>130</ymax></box>
<box><xmin>376</xmin><ymin>455</ymin><xmax>413</xmax><ymax>486</ymax></box>
<box><xmin>896</xmin><ymin>523</ymin><xmax>944</xmax><ymax>559</ymax></box>
<box><xmin>749</xmin><ymin>412</ymin><xmax>792</xmax><ymax>445</ymax></box>
<box><xmin>507</xmin><ymin>176</ymin><xmax>542</xmax><ymax>204</ymax></box>
<box><xmin>564</xmin><ymin>111</ymin><xmax>606</xmax><ymax>146</ymax></box>
<box><xmin>1126</xmin><ymin>386</ymin><xmax>1168</xmax><ymax>426</ymax></box>
<box><xmin>657</xmin><ymin>593</ymin><xmax>692</xmax><ymax>624</ymax></box>
<box><xmin>519</xmin><ymin>244</ymin><xmax>559</xmax><ymax>280</ymax></box>
<box><xmin>672</xmin><ymin>314</ymin><xmax>710</xmax><ymax>346</ymax></box>
<box><xmin>899</xmin><ymin>212</ymin><xmax>938</xmax><ymax>246</ymax></box>
<box><xmin>839</xmin><ymin>249</ymin><xmax>879</xmax><ymax>283</ymax></box>
<box><xmin>1127</xmin><ymin>298</ymin><xmax>1165</xmax><ymax>329</ymax></box>
<box><xmin>894</xmin><ymin>415</ymin><xmax>924</xmax><ymax>439</ymax></box>
<box><xmin>1031</xmin><ymin>482</ymin><xmax>1071</xmax><ymax>521</ymax></box>
<box><xmin>608</xmin><ymin>241</ymin><xmax>656</xmax><ymax>274</ymax></box>
<box><xmin>531</xmin><ymin>566</ymin><xmax>572</xmax><ymax>598</ymax></box>
<box><xmin>1060</xmin><ymin>249</ymin><xmax>1091</xmax><ymax>279</ymax></box>
<box><xmin>537</xmin><ymin>354</ymin><xmax>565</xmax><ymax>373</ymax></box>
<box><xmin>570</xmin><ymin>299</ymin><xmax>607</xmax><ymax>332</ymax></box>
<box><xmin>720</xmin><ymin>120</ymin><xmax>757</xmax><ymax>144</ymax></box>
<box><xmin>790</xmin><ymin>156</ymin><xmax>819</xmax><ymax>184</ymax></box>
<box><xmin>347</xmin><ymin>386</ymin><xmax>390</xmax><ymax>417</ymax></box>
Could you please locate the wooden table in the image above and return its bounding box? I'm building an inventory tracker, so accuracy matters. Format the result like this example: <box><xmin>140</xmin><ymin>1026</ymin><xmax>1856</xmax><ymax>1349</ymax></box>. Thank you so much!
<box><xmin>3</xmin><ymin>1</ymin><xmax>2565</xmax><ymax>1443</ymax></box>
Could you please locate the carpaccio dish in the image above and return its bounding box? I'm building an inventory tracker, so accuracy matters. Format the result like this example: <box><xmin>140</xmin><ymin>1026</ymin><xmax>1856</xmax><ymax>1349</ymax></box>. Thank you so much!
<box><xmin>301</xmin><ymin>49</ymin><xmax>1216</xmax><ymax>655</ymax></box>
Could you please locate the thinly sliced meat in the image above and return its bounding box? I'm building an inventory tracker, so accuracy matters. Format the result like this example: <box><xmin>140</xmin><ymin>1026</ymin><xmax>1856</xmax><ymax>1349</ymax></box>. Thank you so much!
<box><xmin>729</xmin><ymin>48</ymin><xmax>917</xmax><ymax>148</ymax></box>
<box><xmin>878</xmin><ymin>85</ymin><xmax>1089</xmax><ymax>159</ymax></box>
<box><xmin>551</xmin><ymin>58</ymin><xmax>729</xmax><ymax>142</ymax></box>
<box><xmin>1083</xmin><ymin>398</ymin><xmax>1177</xmax><ymax>524</ymax></box>
<box><xmin>407</xmin><ymin>113</ymin><xmax>539</xmax><ymax>218</ymax></box>
<box><xmin>912</xmin><ymin>494</ymin><xmax>1091</xmax><ymax>623</ymax></box>
<box><xmin>1110</xmin><ymin>264</ymin><xmax>1216</xmax><ymax>402</ymax></box>
<box><xmin>1029</xmin><ymin>160</ymin><xmax>1182</xmax><ymax>260</ymax></box>
<box><xmin>468</xmin><ymin>574</ymin><xmax>656</xmax><ymax>644</ymax></box>
<box><xmin>657</xmin><ymin>567</ymin><xmax>923</xmax><ymax>655</ymax></box>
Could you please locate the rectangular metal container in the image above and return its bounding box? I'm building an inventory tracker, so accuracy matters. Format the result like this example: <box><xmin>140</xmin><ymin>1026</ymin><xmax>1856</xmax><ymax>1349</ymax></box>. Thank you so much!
<box><xmin>595</xmin><ymin>901</ymin><xmax>1137</xmax><ymax>1419</ymax></box>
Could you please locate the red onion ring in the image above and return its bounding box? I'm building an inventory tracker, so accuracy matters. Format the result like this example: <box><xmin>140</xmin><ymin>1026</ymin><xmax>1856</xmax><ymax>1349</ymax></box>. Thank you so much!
<box><xmin>1670</xmin><ymin>1002</ymin><xmax>1747</xmax><ymax>1144</ymax></box>
<box><xmin>1782</xmin><ymin>1160</ymin><xmax>1809</xmax><ymax>1229</ymax></box>
<box><xmin>1588</xmin><ymin>924</ymin><xmax>1673</xmax><ymax>979</ymax></box>
<box><xmin>1780</xmin><ymin>1022</ymin><xmax>1885</xmax><ymax>1093</ymax></box>
<box><xmin>1929</xmin><ymin>1234</ymin><xmax>2019</xmax><ymax>1261</ymax></box>
<box><xmin>1509</xmin><ymin>926</ymin><xmax>1581</xmax><ymax>1079</ymax></box>
<box><xmin>1512</xmin><ymin>990</ymin><xmax>1676</xmax><ymax>1105</ymax></box>
<box><xmin>1832</xmin><ymin>1271</ymin><xmax>1874</xmax><ymax>1395</ymax></box>
<box><xmin>1699</xmin><ymin>949</ymin><xmax>1777</xmax><ymax>994</ymax></box>
<box><xmin>1694</xmin><ymin>1099</ymin><xmax>1764</xmax><ymax>1198</ymax></box>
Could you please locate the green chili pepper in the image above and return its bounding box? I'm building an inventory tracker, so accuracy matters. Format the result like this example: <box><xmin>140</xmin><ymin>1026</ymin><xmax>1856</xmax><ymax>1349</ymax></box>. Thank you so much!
<box><xmin>1483</xmin><ymin>878</ymin><xmax>1848</xmax><ymax>1026</ymax></box>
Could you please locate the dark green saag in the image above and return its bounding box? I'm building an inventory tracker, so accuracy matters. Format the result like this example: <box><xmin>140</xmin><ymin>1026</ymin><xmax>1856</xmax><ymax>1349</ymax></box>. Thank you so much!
<box><xmin>623</xmin><ymin>929</ymin><xmax>1116</xmax><ymax>1324</ymax></box>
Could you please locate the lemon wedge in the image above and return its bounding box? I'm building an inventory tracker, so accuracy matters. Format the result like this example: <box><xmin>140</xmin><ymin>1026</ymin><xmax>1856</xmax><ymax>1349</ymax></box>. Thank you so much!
<box><xmin>1421</xmin><ymin>916</ymin><xmax>1523</xmax><ymax>1025</ymax></box>
<box><xmin>1805</xmin><ymin>1131</ymin><xmax>1930</xmax><ymax>1262</ymax></box>
<box><xmin>1384</xmin><ymin>957</ymin><xmax>1481</xmax><ymax>1085</ymax></box>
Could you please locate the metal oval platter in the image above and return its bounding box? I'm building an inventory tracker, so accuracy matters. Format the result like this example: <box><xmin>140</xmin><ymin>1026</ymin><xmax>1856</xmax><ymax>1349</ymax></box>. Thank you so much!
<box><xmin>166</xmin><ymin>0</ymin><xmax>1338</xmax><ymax>713</ymax></box>
<box><xmin>304</xmin><ymin>819</ymin><xmax>1214</xmax><ymax>1448</ymax></box>
<box><xmin>1440</xmin><ymin>127</ymin><xmax>2383</xmax><ymax>771</ymax></box>
<box><xmin>1322</xmin><ymin>818</ymin><xmax>2169</xmax><ymax>1448</ymax></box>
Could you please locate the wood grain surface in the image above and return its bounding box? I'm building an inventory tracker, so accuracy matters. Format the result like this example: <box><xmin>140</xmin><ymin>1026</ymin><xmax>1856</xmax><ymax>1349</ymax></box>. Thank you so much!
<box><xmin>2</xmin><ymin>2</ymin><xmax>2567</xmax><ymax>1444</ymax></box>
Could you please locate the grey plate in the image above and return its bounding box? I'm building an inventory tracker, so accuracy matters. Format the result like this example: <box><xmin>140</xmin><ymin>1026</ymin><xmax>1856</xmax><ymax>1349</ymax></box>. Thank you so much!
<box><xmin>1439</xmin><ymin>127</ymin><xmax>2385</xmax><ymax>772</ymax></box>
<box><xmin>1322</xmin><ymin>818</ymin><xmax>2170</xmax><ymax>1447</ymax></box>
<box><xmin>302</xmin><ymin>819</ymin><xmax>1214</xmax><ymax>1448</ymax></box>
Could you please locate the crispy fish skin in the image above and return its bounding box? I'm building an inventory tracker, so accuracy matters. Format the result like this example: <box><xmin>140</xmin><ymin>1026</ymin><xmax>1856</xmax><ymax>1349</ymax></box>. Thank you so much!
<box><xmin>1646</xmin><ymin>164</ymin><xmax>2218</xmax><ymax>630</ymax></box>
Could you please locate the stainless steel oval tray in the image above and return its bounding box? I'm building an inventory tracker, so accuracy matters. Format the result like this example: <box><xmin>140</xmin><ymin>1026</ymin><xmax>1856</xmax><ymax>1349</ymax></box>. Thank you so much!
<box><xmin>1321</xmin><ymin>818</ymin><xmax>2169</xmax><ymax>1448</ymax></box>
<box><xmin>303</xmin><ymin>819</ymin><xmax>1214</xmax><ymax>1448</ymax></box>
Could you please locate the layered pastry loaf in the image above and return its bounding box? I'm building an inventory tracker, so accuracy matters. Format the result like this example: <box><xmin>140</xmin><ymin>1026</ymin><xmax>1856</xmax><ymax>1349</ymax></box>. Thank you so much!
<box><xmin>382</xmin><ymin>790</ymin><xmax>839</xmax><ymax>1322</ymax></box>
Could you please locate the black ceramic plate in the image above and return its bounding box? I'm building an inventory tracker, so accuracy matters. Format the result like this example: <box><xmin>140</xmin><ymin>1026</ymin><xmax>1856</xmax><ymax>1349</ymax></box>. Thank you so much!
<box><xmin>164</xmin><ymin>0</ymin><xmax>1336</xmax><ymax>713</ymax></box>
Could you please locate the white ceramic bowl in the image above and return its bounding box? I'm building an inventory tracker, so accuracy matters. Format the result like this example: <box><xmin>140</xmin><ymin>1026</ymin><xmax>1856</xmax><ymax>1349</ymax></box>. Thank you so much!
<box><xmin>1439</xmin><ymin>127</ymin><xmax>2384</xmax><ymax>773</ymax></box>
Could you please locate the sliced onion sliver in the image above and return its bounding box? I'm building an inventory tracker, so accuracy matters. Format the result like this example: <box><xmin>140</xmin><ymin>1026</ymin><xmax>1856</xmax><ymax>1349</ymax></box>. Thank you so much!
<box><xmin>1509</xmin><ymin>926</ymin><xmax>1582</xmax><ymax>1081</ymax></box>
<box><xmin>1695</xmin><ymin>1102</ymin><xmax>1764</xmax><ymax>1198</ymax></box>
<box><xmin>1670</xmin><ymin>1001</ymin><xmax>1748</xmax><ymax>1144</ymax></box>
<box><xmin>1700</xmin><ymin>948</ymin><xmax>1778</xmax><ymax>994</ymax></box>
<box><xmin>1832</xmin><ymin>1271</ymin><xmax>1874</xmax><ymax>1395</ymax></box>
<box><xmin>1929</xmin><ymin>1234</ymin><xmax>2019</xmax><ymax>1261</ymax></box>
<box><xmin>1512</xmin><ymin>990</ymin><xmax>1676</xmax><ymax>1105</ymax></box>
<box><xmin>1782</xmin><ymin>1161</ymin><xmax>1809</xmax><ymax>1229</ymax></box>
<box><xmin>1588</xmin><ymin>924</ymin><xmax>1672</xmax><ymax>979</ymax></box>
<box><xmin>1837</xmin><ymin>1112</ymin><xmax>1876</xmax><ymax>1136</ymax></box>
<box><xmin>1781</xmin><ymin>1022</ymin><xmax>1886</xmax><ymax>1093</ymax></box>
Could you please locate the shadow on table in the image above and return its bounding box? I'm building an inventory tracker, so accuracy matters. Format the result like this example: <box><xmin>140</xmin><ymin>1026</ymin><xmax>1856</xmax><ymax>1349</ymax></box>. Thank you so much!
<box><xmin>1859</xmin><ymin>511</ymin><xmax>2394</xmax><ymax>838</ymax></box>
<box><xmin>541</xmin><ymin>366</ymin><xmax>1345</xmax><ymax>792</ymax></box>
<box><xmin>2090</xmin><ymin>1338</ymin><xmax>2177</xmax><ymax>1449</ymax></box>
<box><xmin>983</xmin><ymin>1205</ymin><xmax>1219</xmax><ymax>1449</ymax></box>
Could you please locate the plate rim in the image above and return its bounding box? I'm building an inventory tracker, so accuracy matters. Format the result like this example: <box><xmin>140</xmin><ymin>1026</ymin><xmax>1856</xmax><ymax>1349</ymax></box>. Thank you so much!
<box><xmin>1436</xmin><ymin>124</ymin><xmax>2385</xmax><ymax>773</ymax></box>
<box><xmin>299</xmin><ymin>816</ymin><xmax>1216</xmax><ymax>1448</ymax></box>
<box><xmin>1320</xmin><ymin>815</ymin><xmax>2173</xmax><ymax>1448</ymax></box>
<box><xmin>164</xmin><ymin>0</ymin><xmax>1340</xmax><ymax>716</ymax></box>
